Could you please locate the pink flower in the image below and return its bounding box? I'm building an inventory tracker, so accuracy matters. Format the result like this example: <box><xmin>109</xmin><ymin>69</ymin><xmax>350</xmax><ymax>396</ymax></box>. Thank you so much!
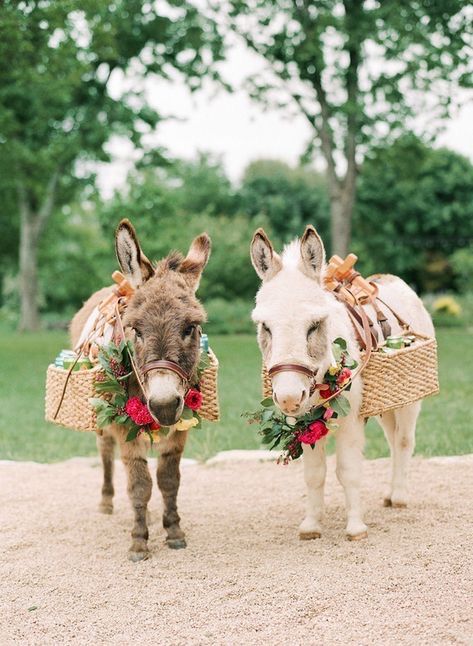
<box><xmin>323</xmin><ymin>407</ymin><xmax>334</xmax><ymax>421</ymax></box>
<box><xmin>125</xmin><ymin>397</ymin><xmax>154</xmax><ymax>426</ymax></box>
<box><xmin>337</xmin><ymin>367</ymin><xmax>352</xmax><ymax>386</ymax></box>
<box><xmin>184</xmin><ymin>388</ymin><xmax>203</xmax><ymax>411</ymax></box>
<box><xmin>299</xmin><ymin>420</ymin><xmax>329</xmax><ymax>445</ymax></box>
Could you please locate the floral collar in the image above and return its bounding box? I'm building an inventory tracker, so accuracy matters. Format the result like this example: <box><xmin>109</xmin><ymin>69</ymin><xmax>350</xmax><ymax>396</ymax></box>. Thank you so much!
<box><xmin>246</xmin><ymin>338</ymin><xmax>357</xmax><ymax>464</ymax></box>
<box><xmin>90</xmin><ymin>340</ymin><xmax>208</xmax><ymax>444</ymax></box>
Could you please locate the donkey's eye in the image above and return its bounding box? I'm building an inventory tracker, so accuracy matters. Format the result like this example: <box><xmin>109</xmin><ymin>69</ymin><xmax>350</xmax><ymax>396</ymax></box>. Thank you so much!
<box><xmin>307</xmin><ymin>321</ymin><xmax>320</xmax><ymax>337</ymax></box>
<box><xmin>133</xmin><ymin>327</ymin><xmax>143</xmax><ymax>340</ymax></box>
<box><xmin>262</xmin><ymin>323</ymin><xmax>271</xmax><ymax>335</ymax></box>
<box><xmin>182</xmin><ymin>324</ymin><xmax>196</xmax><ymax>338</ymax></box>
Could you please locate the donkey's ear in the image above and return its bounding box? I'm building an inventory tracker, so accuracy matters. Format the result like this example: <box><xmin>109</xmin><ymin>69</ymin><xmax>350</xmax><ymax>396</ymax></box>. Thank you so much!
<box><xmin>179</xmin><ymin>233</ymin><xmax>211</xmax><ymax>291</ymax></box>
<box><xmin>300</xmin><ymin>225</ymin><xmax>325</xmax><ymax>282</ymax></box>
<box><xmin>115</xmin><ymin>219</ymin><xmax>154</xmax><ymax>288</ymax></box>
<box><xmin>250</xmin><ymin>228</ymin><xmax>282</xmax><ymax>281</ymax></box>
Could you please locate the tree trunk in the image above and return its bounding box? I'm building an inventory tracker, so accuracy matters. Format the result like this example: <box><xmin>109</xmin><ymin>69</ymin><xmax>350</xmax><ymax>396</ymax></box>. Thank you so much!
<box><xmin>329</xmin><ymin>180</ymin><xmax>356</xmax><ymax>257</ymax></box>
<box><xmin>17</xmin><ymin>171</ymin><xmax>59</xmax><ymax>331</ymax></box>
<box><xmin>19</xmin><ymin>212</ymin><xmax>40</xmax><ymax>332</ymax></box>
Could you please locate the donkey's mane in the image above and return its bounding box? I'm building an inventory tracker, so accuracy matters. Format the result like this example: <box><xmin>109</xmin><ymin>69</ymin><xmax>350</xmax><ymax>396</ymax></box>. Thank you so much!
<box><xmin>281</xmin><ymin>240</ymin><xmax>301</xmax><ymax>268</ymax></box>
<box><xmin>153</xmin><ymin>251</ymin><xmax>185</xmax><ymax>275</ymax></box>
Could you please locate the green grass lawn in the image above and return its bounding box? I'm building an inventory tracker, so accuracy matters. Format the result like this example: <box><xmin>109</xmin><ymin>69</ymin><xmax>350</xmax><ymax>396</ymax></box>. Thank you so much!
<box><xmin>0</xmin><ymin>328</ymin><xmax>471</xmax><ymax>462</ymax></box>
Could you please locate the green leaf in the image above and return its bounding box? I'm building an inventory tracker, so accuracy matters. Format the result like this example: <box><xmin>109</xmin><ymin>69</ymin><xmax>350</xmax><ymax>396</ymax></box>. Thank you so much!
<box><xmin>181</xmin><ymin>406</ymin><xmax>194</xmax><ymax>420</ymax></box>
<box><xmin>260</xmin><ymin>397</ymin><xmax>274</xmax><ymax>408</ymax></box>
<box><xmin>126</xmin><ymin>428</ymin><xmax>140</xmax><ymax>442</ymax></box>
<box><xmin>330</xmin><ymin>395</ymin><xmax>351</xmax><ymax>417</ymax></box>
<box><xmin>262</xmin><ymin>409</ymin><xmax>274</xmax><ymax>422</ymax></box>
<box><xmin>333</xmin><ymin>337</ymin><xmax>347</xmax><ymax>350</ymax></box>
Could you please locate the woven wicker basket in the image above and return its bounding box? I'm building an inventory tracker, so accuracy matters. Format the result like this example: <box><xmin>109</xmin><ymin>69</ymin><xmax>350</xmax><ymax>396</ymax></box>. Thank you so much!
<box><xmin>45</xmin><ymin>349</ymin><xmax>220</xmax><ymax>432</ymax></box>
<box><xmin>358</xmin><ymin>335</ymin><xmax>439</xmax><ymax>417</ymax></box>
<box><xmin>262</xmin><ymin>334</ymin><xmax>439</xmax><ymax>418</ymax></box>
<box><xmin>45</xmin><ymin>364</ymin><xmax>104</xmax><ymax>432</ymax></box>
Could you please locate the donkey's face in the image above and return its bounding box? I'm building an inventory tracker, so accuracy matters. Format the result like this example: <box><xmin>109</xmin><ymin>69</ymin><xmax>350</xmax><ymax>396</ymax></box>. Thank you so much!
<box><xmin>251</xmin><ymin>226</ymin><xmax>334</xmax><ymax>416</ymax></box>
<box><xmin>116</xmin><ymin>220</ymin><xmax>211</xmax><ymax>426</ymax></box>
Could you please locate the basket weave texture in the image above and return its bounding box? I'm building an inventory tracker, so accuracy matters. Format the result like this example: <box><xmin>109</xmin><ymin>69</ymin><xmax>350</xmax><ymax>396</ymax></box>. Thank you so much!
<box><xmin>358</xmin><ymin>336</ymin><xmax>439</xmax><ymax>417</ymax></box>
<box><xmin>199</xmin><ymin>349</ymin><xmax>220</xmax><ymax>421</ymax></box>
<box><xmin>45</xmin><ymin>349</ymin><xmax>220</xmax><ymax>432</ymax></box>
<box><xmin>262</xmin><ymin>335</ymin><xmax>439</xmax><ymax>419</ymax></box>
<box><xmin>45</xmin><ymin>364</ymin><xmax>104</xmax><ymax>432</ymax></box>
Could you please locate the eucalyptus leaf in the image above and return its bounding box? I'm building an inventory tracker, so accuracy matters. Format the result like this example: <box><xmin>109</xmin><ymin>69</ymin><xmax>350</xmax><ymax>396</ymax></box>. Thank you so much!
<box><xmin>330</xmin><ymin>395</ymin><xmax>351</xmax><ymax>417</ymax></box>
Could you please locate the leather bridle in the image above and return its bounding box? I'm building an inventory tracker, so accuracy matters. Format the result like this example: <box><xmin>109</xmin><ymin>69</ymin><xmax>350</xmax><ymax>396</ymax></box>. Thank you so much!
<box><xmin>268</xmin><ymin>363</ymin><xmax>319</xmax><ymax>395</ymax></box>
<box><xmin>114</xmin><ymin>303</ymin><xmax>192</xmax><ymax>397</ymax></box>
<box><xmin>266</xmin><ymin>292</ymin><xmax>376</xmax><ymax>407</ymax></box>
<box><xmin>142</xmin><ymin>360</ymin><xmax>190</xmax><ymax>384</ymax></box>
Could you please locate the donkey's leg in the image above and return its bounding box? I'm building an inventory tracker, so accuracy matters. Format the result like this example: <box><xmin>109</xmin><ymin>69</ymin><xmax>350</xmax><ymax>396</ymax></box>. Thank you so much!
<box><xmin>157</xmin><ymin>430</ymin><xmax>188</xmax><ymax>550</ymax></box>
<box><xmin>299</xmin><ymin>440</ymin><xmax>326</xmax><ymax>540</ymax></box>
<box><xmin>96</xmin><ymin>430</ymin><xmax>116</xmax><ymax>514</ymax></box>
<box><xmin>377</xmin><ymin>410</ymin><xmax>397</xmax><ymax>507</ymax></box>
<box><xmin>336</xmin><ymin>415</ymin><xmax>368</xmax><ymax>540</ymax></box>
<box><xmin>119</xmin><ymin>434</ymin><xmax>152</xmax><ymax>561</ymax></box>
<box><xmin>385</xmin><ymin>402</ymin><xmax>420</xmax><ymax>508</ymax></box>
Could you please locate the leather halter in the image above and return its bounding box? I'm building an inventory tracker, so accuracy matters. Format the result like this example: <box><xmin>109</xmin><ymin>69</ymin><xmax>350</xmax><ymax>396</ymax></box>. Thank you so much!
<box><xmin>142</xmin><ymin>360</ymin><xmax>190</xmax><ymax>384</ymax></box>
<box><xmin>266</xmin><ymin>293</ymin><xmax>376</xmax><ymax>406</ymax></box>
<box><xmin>268</xmin><ymin>362</ymin><xmax>318</xmax><ymax>394</ymax></box>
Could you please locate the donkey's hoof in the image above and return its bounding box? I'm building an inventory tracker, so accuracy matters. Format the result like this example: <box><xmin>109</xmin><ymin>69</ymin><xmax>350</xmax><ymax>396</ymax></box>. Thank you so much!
<box><xmin>128</xmin><ymin>549</ymin><xmax>150</xmax><ymax>562</ymax></box>
<box><xmin>166</xmin><ymin>538</ymin><xmax>187</xmax><ymax>550</ymax></box>
<box><xmin>99</xmin><ymin>503</ymin><xmax>113</xmax><ymax>515</ymax></box>
<box><xmin>347</xmin><ymin>530</ymin><xmax>368</xmax><ymax>541</ymax></box>
<box><xmin>384</xmin><ymin>496</ymin><xmax>408</xmax><ymax>508</ymax></box>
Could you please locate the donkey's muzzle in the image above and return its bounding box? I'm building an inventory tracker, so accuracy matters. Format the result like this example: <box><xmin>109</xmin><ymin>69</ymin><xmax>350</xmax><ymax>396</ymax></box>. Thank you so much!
<box><xmin>148</xmin><ymin>395</ymin><xmax>183</xmax><ymax>427</ymax></box>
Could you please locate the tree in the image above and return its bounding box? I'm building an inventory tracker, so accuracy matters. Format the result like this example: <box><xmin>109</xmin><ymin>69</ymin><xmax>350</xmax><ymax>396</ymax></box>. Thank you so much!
<box><xmin>223</xmin><ymin>0</ymin><xmax>473</xmax><ymax>256</ymax></box>
<box><xmin>238</xmin><ymin>159</ymin><xmax>329</xmax><ymax>242</ymax></box>
<box><xmin>353</xmin><ymin>135</ymin><xmax>473</xmax><ymax>291</ymax></box>
<box><xmin>0</xmin><ymin>0</ymin><xmax>223</xmax><ymax>330</ymax></box>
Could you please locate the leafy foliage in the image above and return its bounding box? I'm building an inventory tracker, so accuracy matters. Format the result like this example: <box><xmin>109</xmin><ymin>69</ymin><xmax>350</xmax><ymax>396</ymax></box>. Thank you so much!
<box><xmin>0</xmin><ymin>0</ymin><xmax>223</xmax><ymax>328</ymax></box>
<box><xmin>246</xmin><ymin>338</ymin><xmax>357</xmax><ymax>463</ymax></box>
<box><xmin>221</xmin><ymin>0</ymin><xmax>473</xmax><ymax>254</ymax></box>
<box><xmin>354</xmin><ymin>136</ymin><xmax>473</xmax><ymax>291</ymax></box>
<box><xmin>239</xmin><ymin>160</ymin><xmax>330</xmax><ymax>242</ymax></box>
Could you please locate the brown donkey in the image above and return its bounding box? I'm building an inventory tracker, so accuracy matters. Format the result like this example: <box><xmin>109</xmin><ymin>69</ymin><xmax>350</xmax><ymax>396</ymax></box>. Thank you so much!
<box><xmin>70</xmin><ymin>220</ymin><xmax>211</xmax><ymax>561</ymax></box>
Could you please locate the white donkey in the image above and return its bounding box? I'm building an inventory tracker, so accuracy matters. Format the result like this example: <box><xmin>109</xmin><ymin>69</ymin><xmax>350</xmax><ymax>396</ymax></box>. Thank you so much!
<box><xmin>251</xmin><ymin>225</ymin><xmax>435</xmax><ymax>540</ymax></box>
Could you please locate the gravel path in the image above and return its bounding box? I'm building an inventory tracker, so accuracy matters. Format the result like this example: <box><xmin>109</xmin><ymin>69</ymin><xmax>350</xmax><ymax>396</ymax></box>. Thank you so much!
<box><xmin>1</xmin><ymin>454</ymin><xmax>472</xmax><ymax>645</ymax></box>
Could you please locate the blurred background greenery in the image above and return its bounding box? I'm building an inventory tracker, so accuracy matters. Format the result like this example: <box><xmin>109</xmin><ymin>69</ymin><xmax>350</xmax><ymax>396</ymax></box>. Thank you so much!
<box><xmin>0</xmin><ymin>1</ymin><xmax>472</xmax><ymax>461</ymax></box>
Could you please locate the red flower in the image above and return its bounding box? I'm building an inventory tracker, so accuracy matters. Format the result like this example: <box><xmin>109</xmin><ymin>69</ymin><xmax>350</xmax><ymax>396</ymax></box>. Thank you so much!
<box><xmin>299</xmin><ymin>420</ymin><xmax>329</xmax><ymax>445</ymax></box>
<box><xmin>125</xmin><ymin>397</ymin><xmax>154</xmax><ymax>426</ymax></box>
<box><xmin>184</xmin><ymin>388</ymin><xmax>203</xmax><ymax>411</ymax></box>
<box><xmin>150</xmin><ymin>421</ymin><xmax>161</xmax><ymax>431</ymax></box>
<box><xmin>337</xmin><ymin>367</ymin><xmax>352</xmax><ymax>386</ymax></box>
<box><xmin>319</xmin><ymin>386</ymin><xmax>333</xmax><ymax>400</ymax></box>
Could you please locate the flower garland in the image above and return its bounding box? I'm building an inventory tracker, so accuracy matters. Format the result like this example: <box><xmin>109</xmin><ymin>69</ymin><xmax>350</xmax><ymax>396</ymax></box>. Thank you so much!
<box><xmin>90</xmin><ymin>340</ymin><xmax>207</xmax><ymax>444</ymax></box>
<box><xmin>246</xmin><ymin>338</ymin><xmax>358</xmax><ymax>464</ymax></box>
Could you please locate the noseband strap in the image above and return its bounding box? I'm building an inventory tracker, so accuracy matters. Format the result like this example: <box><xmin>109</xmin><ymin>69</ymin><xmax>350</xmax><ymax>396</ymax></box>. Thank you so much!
<box><xmin>268</xmin><ymin>363</ymin><xmax>315</xmax><ymax>379</ymax></box>
<box><xmin>142</xmin><ymin>360</ymin><xmax>190</xmax><ymax>383</ymax></box>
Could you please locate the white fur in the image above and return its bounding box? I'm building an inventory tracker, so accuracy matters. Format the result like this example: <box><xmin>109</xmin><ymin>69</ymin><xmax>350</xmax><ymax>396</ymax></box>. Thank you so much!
<box><xmin>253</xmin><ymin>237</ymin><xmax>435</xmax><ymax>539</ymax></box>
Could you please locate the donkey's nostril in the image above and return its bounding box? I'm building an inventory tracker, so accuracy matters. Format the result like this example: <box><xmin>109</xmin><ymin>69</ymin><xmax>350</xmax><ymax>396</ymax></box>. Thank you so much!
<box><xmin>148</xmin><ymin>395</ymin><xmax>183</xmax><ymax>426</ymax></box>
<box><xmin>300</xmin><ymin>390</ymin><xmax>307</xmax><ymax>402</ymax></box>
